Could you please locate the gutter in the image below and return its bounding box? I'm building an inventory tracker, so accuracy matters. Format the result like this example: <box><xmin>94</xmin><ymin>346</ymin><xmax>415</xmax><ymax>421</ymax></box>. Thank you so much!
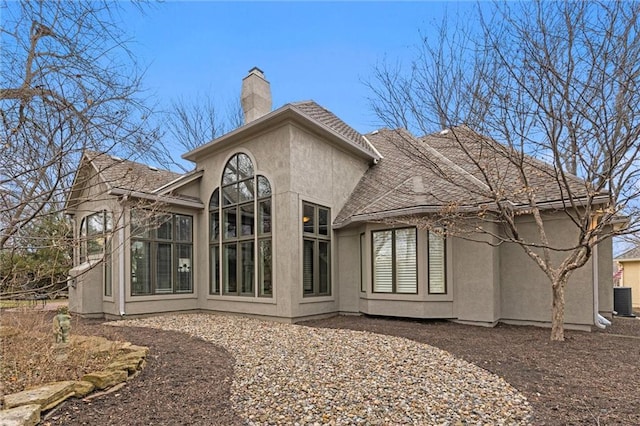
<box><xmin>592</xmin><ymin>243</ymin><xmax>611</xmax><ymax>329</ymax></box>
<box><xmin>108</xmin><ymin>188</ymin><xmax>204</xmax><ymax>209</ymax></box>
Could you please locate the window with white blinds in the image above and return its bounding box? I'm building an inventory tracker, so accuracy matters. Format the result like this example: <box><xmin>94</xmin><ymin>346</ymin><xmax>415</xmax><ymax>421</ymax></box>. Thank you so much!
<box><xmin>372</xmin><ymin>228</ymin><xmax>417</xmax><ymax>294</ymax></box>
<box><xmin>428</xmin><ymin>229</ymin><xmax>446</xmax><ymax>294</ymax></box>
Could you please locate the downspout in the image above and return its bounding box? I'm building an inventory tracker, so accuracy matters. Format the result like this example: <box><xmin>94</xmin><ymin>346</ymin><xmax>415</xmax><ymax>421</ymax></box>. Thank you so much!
<box><xmin>118</xmin><ymin>198</ymin><xmax>127</xmax><ymax>317</ymax></box>
<box><xmin>593</xmin><ymin>243</ymin><xmax>610</xmax><ymax>328</ymax></box>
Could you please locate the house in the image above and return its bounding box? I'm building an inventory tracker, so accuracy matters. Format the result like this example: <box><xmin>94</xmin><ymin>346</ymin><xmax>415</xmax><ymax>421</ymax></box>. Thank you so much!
<box><xmin>614</xmin><ymin>245</ymin><xmax>640</xmax><ymax>309</ymax></box>
<box><xmin>65</xmin><ymin>68</ymin><xmax>613</xmax><ymax>330</ymax></box>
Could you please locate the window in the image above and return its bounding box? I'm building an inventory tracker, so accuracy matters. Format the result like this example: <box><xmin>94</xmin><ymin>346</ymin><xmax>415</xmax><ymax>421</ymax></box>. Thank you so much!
<box><xmin>428</xmin><ymin>229</ymin><xmax>446</xmax><ymax>294</ymax></box>
<box><xmin>130</xmin><ymin>211</ymin><xmax>193</xmax><ymax>295</ymax></box>
<box><xmin>302</xmin><ymin>202</ymin><xmax>331</xmax><ymax>297</ymax></box>
<box><xmin>210</xmin><ymin>153</ymin><xmax>272</xmax><ymax>297</ymax></box>
<box><xmin>79</xmin><ymin>210</ymin><xmax>112</xmax><ymax>263</ymax></box>
<box><xmin>372</xmin><ymin>228</ymin><xmax>417</xmax><ymax>293</ymax></box>
<box><xmin>79</xmin><ymin>211</ymin><xmax>113</xmax><ymax>296</ymax></box>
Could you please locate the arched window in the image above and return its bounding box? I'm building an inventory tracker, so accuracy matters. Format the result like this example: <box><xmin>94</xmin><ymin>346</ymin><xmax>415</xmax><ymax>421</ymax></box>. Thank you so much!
<box><xmin>210</xmin><ymin>153</ymin><xmax>272</xmax><ymax>297</ymax></box>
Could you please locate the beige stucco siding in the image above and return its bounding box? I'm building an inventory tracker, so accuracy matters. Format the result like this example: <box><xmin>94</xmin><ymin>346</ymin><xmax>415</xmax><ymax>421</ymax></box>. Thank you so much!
<box><xmin>451</xmin><ymin>227</ymin><xmax>501</xmax><ymax>324</ymax></box>
<box><xmin>500</xmin><ymin>214</ymin><xmax>596</xmax><ymax>327</ymax></box>
<box><xmin>619</xmin><ymin>259</ymin><xmax>640</xmax><ymax>308</ymax></box>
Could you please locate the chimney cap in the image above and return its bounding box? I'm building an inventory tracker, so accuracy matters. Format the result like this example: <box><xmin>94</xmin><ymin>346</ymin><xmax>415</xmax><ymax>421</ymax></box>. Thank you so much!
<box><xmin>244</xmin><ymin>66</ymin><xmax>265</xmax><ymax>79</ymax></box>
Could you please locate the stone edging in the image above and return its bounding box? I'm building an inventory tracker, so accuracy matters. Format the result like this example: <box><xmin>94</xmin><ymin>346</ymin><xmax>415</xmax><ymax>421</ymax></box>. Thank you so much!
<box><xmin>0</xmin><ymin>333</ymin><xmax>148</xmax><ymax>426</ymax></box>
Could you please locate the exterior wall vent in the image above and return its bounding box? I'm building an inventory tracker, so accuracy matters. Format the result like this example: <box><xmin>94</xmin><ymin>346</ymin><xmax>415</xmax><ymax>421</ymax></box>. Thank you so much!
<box><xmin>613</xmin><ymin>287</ymin><xmax>635</xmax><ymax>317</ymax></box>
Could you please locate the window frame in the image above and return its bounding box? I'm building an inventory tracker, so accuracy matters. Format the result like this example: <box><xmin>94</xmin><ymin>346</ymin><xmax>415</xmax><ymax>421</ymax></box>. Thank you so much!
<box><xmin>130</xmin><ymin>211</ymin><xmax>194</xmax><ymax>296</ymax></box>
<box><xmin>427</xmin><ymin>228</ymin><xmax>447</xmax><ymax>294</ymax></box>
<box><xmin>302</xmin><ymin>202</ymin><xmax>331</xmax><ymax>297</ymax></box>
<box><xmin>209</xmin><ymin>153</ymin><xmax>272</xmax><ymax>298</ymax></box>
<box><xmin>371</xmin><ymin>227</ymin><xmax>418</xmax><ymax>294</ymax></box>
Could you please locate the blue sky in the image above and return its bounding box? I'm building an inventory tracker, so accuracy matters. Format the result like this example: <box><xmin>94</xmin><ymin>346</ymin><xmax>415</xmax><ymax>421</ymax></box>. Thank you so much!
<box><xmin>124</xmin><ymin>1</ymin><xmax>473</xmax><ymax>135</ymax></box>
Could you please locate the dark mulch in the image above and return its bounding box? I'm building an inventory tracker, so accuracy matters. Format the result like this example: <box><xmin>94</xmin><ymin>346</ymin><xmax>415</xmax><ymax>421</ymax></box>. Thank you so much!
<box><xmin>45</xmin><ymin>320</ymin><xmax>242</xmax><ymax>426</ymax></box>
<box><xmin>42</xmin><ymin>315</ymin><xmax>640</xmax><ymax>425</ymax></box>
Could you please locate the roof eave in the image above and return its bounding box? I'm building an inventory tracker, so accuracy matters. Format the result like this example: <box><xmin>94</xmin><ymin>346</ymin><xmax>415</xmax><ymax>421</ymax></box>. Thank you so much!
<box><xmin>183</xmin><ymin>105</ymin><xmax>379</xmax><ymax>163</ymax></box>
<box><xmin>108</xmin><ymin>188</ymin><xmax>204</xmax><ymax>209</ymax></box>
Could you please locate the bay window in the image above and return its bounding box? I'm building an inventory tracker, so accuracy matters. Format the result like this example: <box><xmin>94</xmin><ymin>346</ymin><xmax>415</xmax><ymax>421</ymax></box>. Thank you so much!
<box><xmin>372</xmin><ymin>228</ymin><xmax>417</xmax><ymax>293</ymax></box>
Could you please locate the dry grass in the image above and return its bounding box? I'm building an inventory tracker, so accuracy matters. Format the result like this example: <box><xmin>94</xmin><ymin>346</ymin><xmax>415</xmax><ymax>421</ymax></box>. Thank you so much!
<box><xmin>0</xmin><ymin>308</ymin><xmax>120</xmax><ymax>396</ymax></box>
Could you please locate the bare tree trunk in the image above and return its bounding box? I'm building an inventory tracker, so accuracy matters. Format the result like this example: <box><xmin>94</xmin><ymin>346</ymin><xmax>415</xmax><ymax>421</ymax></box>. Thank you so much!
<box><xmin>551</xmin><ymin>277</ymin><xmax>567</xmax><ymax>341</ymax></box>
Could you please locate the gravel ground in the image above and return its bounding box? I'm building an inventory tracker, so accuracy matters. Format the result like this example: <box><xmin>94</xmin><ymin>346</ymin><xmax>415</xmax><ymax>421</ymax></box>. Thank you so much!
<box><xmin>112</xmin><ymin>314</ymin><xmax>531</xmax><ymax>425</ymax></box>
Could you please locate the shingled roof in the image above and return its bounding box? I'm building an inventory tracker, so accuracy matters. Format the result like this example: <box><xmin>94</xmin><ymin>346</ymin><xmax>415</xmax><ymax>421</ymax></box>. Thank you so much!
<box><xmin>616</xmin><ymin>245</ymin><xmax>640</xmax><ymax>261</ymax></box>
<box><xmin>335</xmin><ymin>127</ymin><xmax>601</xmax><ymax>228</ymax></box>
<box><xmin>290</xmin><ymin>101</ymin><xmax>378</xmax><ymax>158</ymax></box>
<box><xmin>85</xmin><ymin>150</ymin><xmax>181</xmax><ymax>193</ymax></box>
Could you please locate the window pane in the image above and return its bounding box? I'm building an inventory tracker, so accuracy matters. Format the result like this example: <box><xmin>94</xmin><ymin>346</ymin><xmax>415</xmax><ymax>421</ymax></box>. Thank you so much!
<box><xmin>240</xmin><ymin>204</ymin><xmax>254</xmax><ymax>236</ymax></box>
<box><xmin>130</xmin><ymin>210</ymin><xmax>149</xmax><ymax>238</ymax></box>
<box><xmin>429</xmin><ymin>231</ymin><xmax>446</xmax><ymax>294</ymax></box>
<box><xmin>303</xmin><ymin>204</ymin><xmax>314</xmax><ymax>234</ymax></box>
<box><xmin>209</xmin><ymin>188</ymin><xmax>220</xmax><ymax>209</ymax></box>
<box><xmin>238</xmin><ymin>180</ymin><xmax>254</xmax><ymax>202</ymax></box>
<box><xmin>210</xmin><ymin>245</ymin><xmax>220</xmax><ymax>294</ymax></box>
<box><xmin>222</xmin><ymin>156</ymin><xmax>237</xmax><ymax>185</ymax></box>
<box><xmin>131</xmin><ymin>241</ymin><xmax>150</xmax><ymax>295</ymax></box>
<box><xmin>360</xmin><ymin>233</ymin><xmax>366</xmax><ymax>292</ymax></box>
<box><xmin>175</xmin><ymin>215</ymin><xmax>192</xmax><ymax>242</ymax></box>
<box><xmin>156</xmin><ymin>243</ymin><xmax>173</xmax><ymax>292</ymax></box>
<box><xmin>222</xmin><ymin>184</ymin><xmax>238</xmax><ymax>206</ymax></box>
<box><xmin>373</xmin><ymin>231</ymin><xmax>393</xmax><ymax>293</ymax></box>
<box><xmin>223</xmin><ymin>207</ymin><xmax>237</xmax><ymax>239</ymax></box>
<box><xmin>257</xmin><ymin>175</ymin><xmax>271</xmax><ymax>198</ymax></box>
<box><xmin>87</xmin><ymin>237</ymin><xmax>104</xmax><ymax>255</ymax></box>
<box><xmin>210</xmin><ymin>212</ymin><xmax>219</xmax><ymax>241</ymax></box>
<box><xmin>156</xmin><ymin>214</ymin><xmax>172</xmax><ymax>240</ymax></box>
<box><xmin>318</xmin><ymin>208</ymin><xmax>329</xmax><ymax>236</ymax></box>
<box><xmin>223</xmin><ymin>244</ymin><xmax>237</xmax><ymax>294</ymax></box>
<box><xmin>240</xmin><ymin>241</ymin><xmax>254</xmax><ymax>294</ymax></box>
<box><xmin>259</xmin><ymin>239</ymin><xmax>272</xmax><ymax>297</ymax></box>
<box><xmin>259</xmin><ymin>200</ymin><xmax>271</xmax><ymax>234</ymax></box>
<box><xmin>395</xmin><ymin>228</ymin><xmax>417</xmax><ymax>293</ymax></box>
<box><xmin>319</xmin><ymin>241</ymin><xmax>330</xmax><ymax>294</ymax></box>
<box><xmin>87</xmin><ymin>213</ymin><xmax>103</xmax><ymax>235</ymax></box>
<box><xmin>237</xmin><ymin>153</ymin><xmax>254</xmax><ymax>181</ymax></box>
<box><xmin>176</xmin><ymin>244</ymin><xmax>192</xmax><ymax>292</ymax></box>
<box><xmin>303</xmin><ymin>239</ymin><xmax>314</xmax><ymax>294</ymax></box>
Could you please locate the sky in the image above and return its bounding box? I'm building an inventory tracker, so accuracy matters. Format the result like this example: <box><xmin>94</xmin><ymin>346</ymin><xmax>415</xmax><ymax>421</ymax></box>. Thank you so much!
<box><xmin>123</xmin><ymin>1</ymin><xmax>474</xmax><ymax>136</ymax></box>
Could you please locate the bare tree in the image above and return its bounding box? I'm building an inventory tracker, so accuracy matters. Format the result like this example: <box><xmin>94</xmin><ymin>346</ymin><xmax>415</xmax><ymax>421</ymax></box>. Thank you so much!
<box><xmin>369</xmin><ymin>1</ymin><xmax>640</xmax><ymax>341</ymax></box>
<box><xmin>166</xmin><ymin>94</ymin><xmax>243</xmax><ymax>161</ymax></box>
<box><xmin>0</xmin><ymin>1</ymin><xmax>165</xmax><ymax>298</ymax></box>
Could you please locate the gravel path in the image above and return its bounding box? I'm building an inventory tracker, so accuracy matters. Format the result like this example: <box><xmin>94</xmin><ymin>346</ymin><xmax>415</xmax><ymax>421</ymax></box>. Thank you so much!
<box><xmin>112</xmin><ymin>314</ymin><xmax>531</xmax><ymax>425</ymax></box>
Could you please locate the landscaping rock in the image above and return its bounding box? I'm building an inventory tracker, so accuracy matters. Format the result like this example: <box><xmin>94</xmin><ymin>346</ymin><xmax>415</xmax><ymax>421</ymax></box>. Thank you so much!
<box><xmin>71</xmin><ymin>381</ymin><xmax>95</xmax><ymax>397</ymax></box>
<box><xmin>0</xmin><ymin>404</ymin><xmax>40</xmax><ymax>426</ymax></box>
<box><xmin>81</xmin><ymin>370</ymin><xmax>127</xmax><ymax>390</ymax></box>
<box><xmin>3</xmin><ymin>381</ymin><xmax>75</xmax><ymax>410</ymax></box>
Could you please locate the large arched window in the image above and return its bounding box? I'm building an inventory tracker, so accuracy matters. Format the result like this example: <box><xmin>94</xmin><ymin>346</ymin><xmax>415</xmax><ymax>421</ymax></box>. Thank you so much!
<box><xmin>210</xmin><ymin>153</ymin><xmax>272</xmax><ymax>297</ymax></box>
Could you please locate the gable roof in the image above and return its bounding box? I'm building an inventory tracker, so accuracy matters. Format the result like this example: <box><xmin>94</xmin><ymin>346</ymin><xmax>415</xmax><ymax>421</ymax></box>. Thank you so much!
<box><xmin>616</xmin><ymin>245</ymin><xmax>640</xmax><ymax>261</ymax></box>
<box><xmin>85</xmin><ymin>150</ymin><xmax>181</xmax><ymax>193</ymax></box>
<box><xmin>66</xmin><ymin>151</ymin><xmax>203</xmax><ymax>210</ymax></box>
<box><xmin>335</xmin><ymin>127</ymin><xmax>607</xmax><ymax>228</ymax></box>
<box><xmin>183</xmin><ymin>100</ymin><xmax>380</xmax><ymax>162</ymax></box>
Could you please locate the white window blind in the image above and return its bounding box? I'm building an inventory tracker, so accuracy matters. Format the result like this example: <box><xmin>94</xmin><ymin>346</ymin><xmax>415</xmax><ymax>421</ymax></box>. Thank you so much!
<box><xmin>395</xmin><ymin>228</ymin><xmax>417</xmax><ymax>293</ymax></box>
<box><xmin>428</xmin><ymin>230</ymin><xmax>446</xmax><ymax>294</ymax></box>
<box><xmin>373</xmin><ymin>231</ymin><xmax>393</xmax><ymax>292</ymax></box>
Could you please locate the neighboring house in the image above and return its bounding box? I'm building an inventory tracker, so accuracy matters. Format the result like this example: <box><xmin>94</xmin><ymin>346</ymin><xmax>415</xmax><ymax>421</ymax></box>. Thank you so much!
<box><xmin>615</xmin><ymin>245</ymin><xmax>640</xmax><ymax>309</ymax></box>
<box><xmin>65</xmin><ymin>68</ymin><xmax>613</xmax><ymax>330</ymax></box>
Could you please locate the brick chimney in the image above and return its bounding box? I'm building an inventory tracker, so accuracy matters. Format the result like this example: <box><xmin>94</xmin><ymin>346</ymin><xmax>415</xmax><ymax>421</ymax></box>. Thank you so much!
<box><xmin>241</xmin><ymin>67</ymin><xmax>272</xmax><ymax>123</ymax></box>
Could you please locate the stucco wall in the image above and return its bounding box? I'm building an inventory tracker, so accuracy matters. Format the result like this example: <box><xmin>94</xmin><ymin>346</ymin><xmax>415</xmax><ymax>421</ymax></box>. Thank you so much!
<box><xmin>500</xmin><ymin>213</ymin><xmax>596</xmax><ymax>327</ymax></box>
<box><xmin>619</xmin><ymin>259</ymin><xmax>640</xmax><ymax>308</ymax></box>
<box><xmin>191</xmin><ymin>121</ymin><xmax>370</xmax><ymax>321</ymax></box>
